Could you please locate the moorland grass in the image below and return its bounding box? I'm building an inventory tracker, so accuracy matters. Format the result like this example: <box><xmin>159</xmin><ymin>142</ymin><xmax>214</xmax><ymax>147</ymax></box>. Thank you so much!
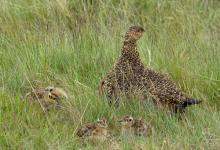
<box><xmin>0</xmin><ymin>0</ymin><xmax>220</xmax><ymax>149</ymax></box>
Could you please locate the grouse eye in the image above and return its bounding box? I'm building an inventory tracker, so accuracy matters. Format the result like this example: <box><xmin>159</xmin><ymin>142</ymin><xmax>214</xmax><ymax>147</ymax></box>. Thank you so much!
<box><xmin>129</xmin><ymin>119</ymin><xmax>132</xmax><ymax>122</ymax></box>
<box><xmin>49</xmin><ymin>88</ymin><xmax>53</xmax><ymax>92</ymax></box>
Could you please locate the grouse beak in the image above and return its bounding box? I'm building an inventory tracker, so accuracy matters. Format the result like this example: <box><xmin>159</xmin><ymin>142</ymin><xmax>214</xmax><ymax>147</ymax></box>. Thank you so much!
<box><xmin>118</xmin><ymin>119</ymin><xmax>127</xmax><ymax>126</ymax></box>
<box><xmin>118</xmin><ymin>119</ymin><xmax>123</xmax><ymax>123</ymax></box>
<box><xmin>140</xmin><ymin>28</ymin><xmax>145</xmax><ymax>32</ymax></box>
<box><xmin>118</xmin><ymin>119</ymin><xmax>125</xmax><ymax>124</ymax></box>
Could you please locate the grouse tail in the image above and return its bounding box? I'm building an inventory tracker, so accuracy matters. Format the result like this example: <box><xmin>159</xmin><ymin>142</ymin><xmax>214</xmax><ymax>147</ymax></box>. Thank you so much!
<box><xmin>182</xmin><ymin>98</ymin><xmax>202</xmax><ymax>107</ymax></box>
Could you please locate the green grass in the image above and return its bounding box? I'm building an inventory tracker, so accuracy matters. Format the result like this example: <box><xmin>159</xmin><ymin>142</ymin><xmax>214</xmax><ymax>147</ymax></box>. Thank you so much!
<box><xmin>0</xmin><ymin>0</ymin><xmax>220</xmax><ymax>149</ymax></box>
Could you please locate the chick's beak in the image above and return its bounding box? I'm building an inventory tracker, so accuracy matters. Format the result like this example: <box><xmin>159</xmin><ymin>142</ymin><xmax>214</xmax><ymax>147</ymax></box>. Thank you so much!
<box><xmin>118</xmin><ymin>119</ymin><xmax>123</xmax><ymax>123</ymax></box>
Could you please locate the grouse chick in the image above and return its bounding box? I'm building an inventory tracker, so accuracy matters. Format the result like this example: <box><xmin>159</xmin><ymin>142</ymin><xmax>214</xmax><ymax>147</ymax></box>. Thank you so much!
<box><xmin>77</xmin><ymin>118</ymin><xmax>108</xmax><ymax>142</ymax></box>
<box><xmin>25</xmin><ymin>86</ymin><xmax>68</xmax><ymax>111</ymax></box>
<box><xmin>119</xmin><ymin>115</ymin><xmax>152</xmax><ymax>137</ymax></box>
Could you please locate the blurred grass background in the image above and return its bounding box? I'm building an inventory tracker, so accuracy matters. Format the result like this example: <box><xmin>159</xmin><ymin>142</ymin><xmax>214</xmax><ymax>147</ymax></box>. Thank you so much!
<box><xmin>0</xmin><ymin>0</ymin><xmax>220</xmax><ymax>149</ymax></box>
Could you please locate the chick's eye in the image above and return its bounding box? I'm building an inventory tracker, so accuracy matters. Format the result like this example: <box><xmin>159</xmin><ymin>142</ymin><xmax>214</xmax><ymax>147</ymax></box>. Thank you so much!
<box><xmin>129</xmin><ymin>119</ymin><xmax>132</xmax><ymax>122</ymax></box>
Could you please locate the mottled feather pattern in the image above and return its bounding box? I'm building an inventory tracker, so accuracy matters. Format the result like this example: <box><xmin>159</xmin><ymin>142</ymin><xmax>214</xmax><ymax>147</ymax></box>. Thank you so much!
<box><xmin>99</xmin><ymin>26</ymin><xmax>201</xmax><ymax>112</ymax></box>
<box><xmin>119</xmin><ymin>116</ymin><xmax>152</xmax><ymax>137</ymax></box>
<box><xmin>25</xmin><ymin>86</ymin><xmax>67</xmax><ymax>111</ymax></box>
<box><xmin>76</xmin><ymin>119</ymin><xmax>108</xmax><ymax>143</ymax></box>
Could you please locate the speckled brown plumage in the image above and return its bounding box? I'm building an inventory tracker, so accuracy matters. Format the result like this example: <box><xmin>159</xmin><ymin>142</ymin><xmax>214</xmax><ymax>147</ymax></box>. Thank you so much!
<box><xmin>99</xmin><ymin>26</ymin><xmax>146</xmax><ymax>105</ymax></box>
<box><xmin>99</xmin><ymin>26</ymin><xmax>201</xmax><ymax>112</ymax></box>
<box><xmin>119</xmin><ymin>116</ymin><xmax>152</xmax><ymax>137</ymax></box>
<box><xmin>77</xmin><ymin>119</ymin><xmax>108</xmax><ymax>142</ymax></box>
<box><xmin>25</xmin><ymin>86</ymin><xmax>68</xmax><ymax>111</ymax></box>
<box><xmin>132</xmin><ymin>117</ymin><xmax>152</xmax><ymax>137</ymax></box>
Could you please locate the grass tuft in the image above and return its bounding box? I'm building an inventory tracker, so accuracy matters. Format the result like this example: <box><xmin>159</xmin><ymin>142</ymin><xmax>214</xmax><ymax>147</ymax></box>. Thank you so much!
<box><xmin>0</xmin><ymin>0</ymin><xmax>220</xmax><ymax>149</ymax></box>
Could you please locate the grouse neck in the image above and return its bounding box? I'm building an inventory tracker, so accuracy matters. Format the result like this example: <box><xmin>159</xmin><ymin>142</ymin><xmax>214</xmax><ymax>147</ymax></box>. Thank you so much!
<box><xmin>121</xmin><ymin>40</ymin><xmax>139</xmax><ymax>56</ymax></box>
